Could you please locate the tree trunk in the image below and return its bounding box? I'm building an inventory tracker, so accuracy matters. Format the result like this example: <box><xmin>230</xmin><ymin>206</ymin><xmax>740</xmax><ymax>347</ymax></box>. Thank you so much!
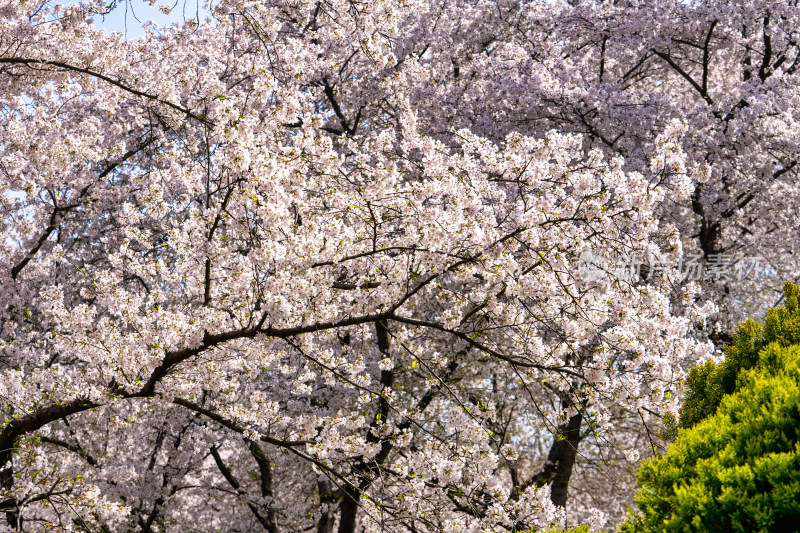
<box><xmin>525</xmin><ymin>411</ymin><xmax>583</xmax><ymax>509</ymax></box>
<box><xmin>549</xmin><ymin>412</ymin><xmax>582</xmax><ymax>508</ymax></box>
<box><xmin>336</xmin><ymin>487</ymin><xmax>360</xmax><ymax>533</ymax></box>
<box><xmin>316</xmin><ymin>480</ymin><xmax>336</xmax><ymax>533</ymax></box>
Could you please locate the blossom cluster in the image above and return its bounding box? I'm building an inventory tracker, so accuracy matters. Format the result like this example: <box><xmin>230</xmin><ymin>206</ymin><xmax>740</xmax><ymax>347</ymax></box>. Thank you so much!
<box><xmin>11</xmin><ymin>0</ymin><xmax>798</xmax><ymax>530</ymax></box>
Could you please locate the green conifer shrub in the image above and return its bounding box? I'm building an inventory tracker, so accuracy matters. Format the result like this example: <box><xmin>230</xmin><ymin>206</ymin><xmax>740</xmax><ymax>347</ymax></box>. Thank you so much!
<box><xmin>622</xmin><ymin>282</ymin><xmax>800</xmax><ymax>532</ymax></box>
<box><xmin>679</xmin><ymin>281</ymin><xmax>800</xmax><ymax>428</ymax></box>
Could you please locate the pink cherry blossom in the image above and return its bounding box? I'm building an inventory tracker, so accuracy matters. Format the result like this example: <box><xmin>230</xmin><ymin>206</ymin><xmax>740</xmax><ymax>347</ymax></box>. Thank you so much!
<box><xmin>3</xmin><ymin>0</ymin><xmax>790</xmax><ymax>530</ymax></box>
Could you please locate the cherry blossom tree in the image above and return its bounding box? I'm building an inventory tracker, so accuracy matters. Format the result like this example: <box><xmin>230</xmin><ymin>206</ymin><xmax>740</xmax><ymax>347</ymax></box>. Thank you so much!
<box><xmin>385</xmin><ymin>1</ymin><xmax>800</xmax><ymax>517</ymax></box>
<box><xmin>0</xmin><ymin>0</ymin><xmax>752</xmax><ymax>531</ymax></box>
<box><xmin>416</xmin><ymin>0</ymin><xmax>800</xmax><ymax>331</ymax></box>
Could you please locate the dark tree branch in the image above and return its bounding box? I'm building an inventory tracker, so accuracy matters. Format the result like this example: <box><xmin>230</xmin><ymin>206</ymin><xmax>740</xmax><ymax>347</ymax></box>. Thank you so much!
<box><xmin>759</xmin><ymin>14</ymin><xmax>772</xmax><ymax>81</ymax></box>
<box><xmin>210</xmin><ymin>445</ymin><xmax>274</xmax><ymax>531</ymax></box>
<box><xmin>10</xmin><ymin>136</ymin><xmax>155</xmax><ymax>280</ymax></box>
<box><xmin>247</xmin><ymin>440</ymin><xmax>280</xmax><ymax>533</ymax></box>
<box><xmin>320</xmin><ymin>77</ymin><xmax>362</xmax><ymax>136</ymax></box>
<box><xmin>0</xmin><ymin>58</ymin><xmax>209</xmax><ymax>125</ymax></box>
<box><xmin>702</xmin><ymin>20</ymin><xmax>718</xmax><ymax>96</ymax></box>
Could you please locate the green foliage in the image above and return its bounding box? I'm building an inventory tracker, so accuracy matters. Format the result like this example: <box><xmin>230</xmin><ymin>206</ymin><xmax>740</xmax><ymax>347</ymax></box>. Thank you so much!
<box><xmin>657</xmin><ymin>411</ymin><xmax>679</xmax><ymax>444</ymax></box>
<box><xmin>516</xmin><ymin>525</ymin><xmax>597</xmax><ymax>533</ymax></box>
<box><xmin>537</xmin><ymin>526</ymin><xmax>591</xmax><ymax>533</ymax></box>
<box><xmin>679</xmin><ymin>281</ymin><xmax>800</xmax><ymax>428</ymax></box>
<box><xmin>616</xmin><ymin>506</ymin><xmax>643</xmax><ymax>533</ymax></box>
<box><xmin>622</xmin><ymin>342</ymin><xmax>800</xmax><ymax>532</ymax></box>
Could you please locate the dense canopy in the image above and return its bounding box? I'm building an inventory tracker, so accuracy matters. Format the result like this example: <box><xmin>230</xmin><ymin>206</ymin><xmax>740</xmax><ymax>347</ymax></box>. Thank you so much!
<box><xmin>2</xmin><ymin>0</ymin><xmax>799</xmax><ymax>531</ymax></box>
